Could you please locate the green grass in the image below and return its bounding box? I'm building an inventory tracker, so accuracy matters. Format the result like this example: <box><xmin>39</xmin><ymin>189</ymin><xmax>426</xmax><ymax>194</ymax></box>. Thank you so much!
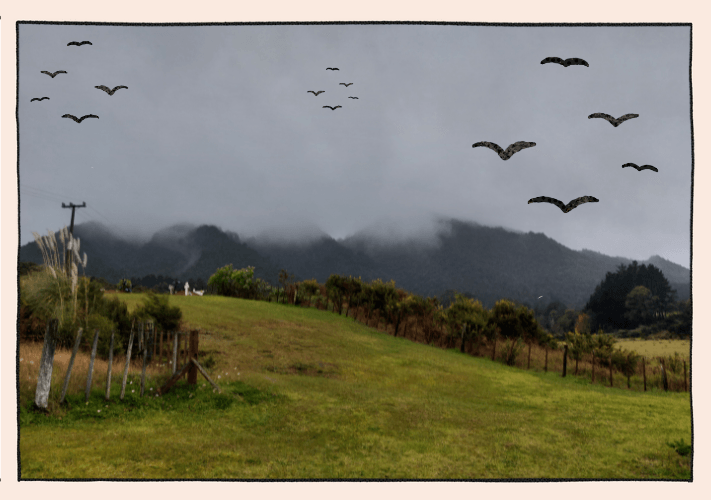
<box><xmin>20</xmin><ymin>294</ymin><xmax>692</xmax><ymax>479</ymax></box>
<box><xmin>616</xmin><ymin>338</ymin><xmax>691</xmax><ymax>360</ymax></box>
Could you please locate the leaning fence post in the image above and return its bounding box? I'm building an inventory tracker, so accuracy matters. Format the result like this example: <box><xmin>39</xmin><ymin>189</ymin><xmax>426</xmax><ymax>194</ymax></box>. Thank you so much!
<box><xmin>34</xmin><ymin>319</ymin><xmax>59</xmax><ymax>410</ymax></box>
<box><xmin>105</xmin><ymin>330</ymin><xmax>115</xmax><ymax>400</ymax></box>
<box><xmin>120</xmin><ymin>323</ymin><xmax>136</xmax><ymax>400</ymax></box>
<box><xmin>85</xmin><ymin>329</ymin><xmax>100</xmax><ymax>402</ymax></box>
<box><xmin>642</xmin><ymin>356</ymin><xmax>647</xmax><ymax>392</ymax></box>
<box><xmin>172</xmin><ymin>332</ymin><xmax>179</xmax><ymax>375</ymax></box>
<box><xmin>683</xmin><ymin>360</ymin><xmax>688</xmax><ymax>392</ymax></box>
<box><xmin>60</xmin><ymin>327</ymin><xmax>84</xmax><ymax>404</ymax></box>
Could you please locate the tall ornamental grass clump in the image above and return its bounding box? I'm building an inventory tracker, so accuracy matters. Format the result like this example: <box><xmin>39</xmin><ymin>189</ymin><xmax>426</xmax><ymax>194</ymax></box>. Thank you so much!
<box><xmin>22</xmin><ymin>228</ymin><xmax>92</xmax><ymax>345</ymax></box>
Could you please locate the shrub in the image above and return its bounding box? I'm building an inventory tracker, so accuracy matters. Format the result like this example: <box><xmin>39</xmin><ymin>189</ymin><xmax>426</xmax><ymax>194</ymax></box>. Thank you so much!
<box><xmin>498</xmin><ymin>336</ymin><xmax>525</xmax><ymax>366</ymax></box>
<box><xmin>138</xmin><ymin>291</ymin><xmax>182</xmax><ymax>332</ymax></box>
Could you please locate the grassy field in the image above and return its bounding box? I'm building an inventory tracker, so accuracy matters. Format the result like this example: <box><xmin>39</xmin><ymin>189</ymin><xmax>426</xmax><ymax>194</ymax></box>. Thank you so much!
<box><xmin>19</xmin><ymin>294</ymin><xmax>692</xmax><ymax>479</ymax></box>
<box><xmin>616</xmin><ymin>338</ymin><xmax>691</xmax><ymax>360</ymax></box>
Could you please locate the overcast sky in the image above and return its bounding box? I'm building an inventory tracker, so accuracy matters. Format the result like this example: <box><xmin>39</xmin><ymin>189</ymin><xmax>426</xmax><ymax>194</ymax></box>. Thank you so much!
<box><xmin>18</xmin><ymin>23</ymin><xmax>692</xmax><ymax>268</ymax></box>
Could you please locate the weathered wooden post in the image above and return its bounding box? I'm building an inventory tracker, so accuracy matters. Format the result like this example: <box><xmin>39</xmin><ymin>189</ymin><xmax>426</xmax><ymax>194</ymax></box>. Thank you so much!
<box><xmin>491</xmin><ymin>332</ymin><xmax>497</xmax><ymax>362</ymax></box>
<box><xmin>683</xmin><ymin>360</ymin><xmax>688</xmax><ymax>392</ymax></box>
<box><xmin>141</xmin><ymin>324</ymin><xmax>150</xmax><ymax>397</ymax></box>
<box><xmin>626</xmin><ymin>353</ymin><xmax>632</xmax><ymax>389</ymax></box>
<box><xmin>85</xmin><ymin>329</ymin><xmax>100</xmax><ymax>402</ymax></box>
<box><xmin>105</xmin><ymin>330</ymin><xmax>115</xmax><ymax>400</ymax></box>
<box><xmin>34</xmin><ymin>319</ymin><xmax>59</xmax><ymax>410</ymax></box>
<box><xmin>562</xmin><ymin>344</ymin><xmax>568</xmax><ymax>377</ymax></box>
<box><xmin>60</xmin><ymin>327</ymin><xmax>84</xmax><ymax>404</ymax></box>
<box><xmin>660</xmin><ymin>357</ymin><xmax>669</xmax><ymax>392</ymax></box>
<box><xmin>608</xmin><ymin>355</ymin><xmax>613</xmax><ymax>388</ymax></box>
<box><xmin>183</xmin><ymin>333</ymin><xmax>189</xmax><ymax>369</ymax></box>
<box><xmin>172</xmin><ymin>332</ymin><xmax>179</xmax><ymax>375</ymax></box>
<box><xmin>188</xmin><ymin>330</ymin><xmax>199</xmax><ymax>385</ymax></box>
<box><xmin>642</xmin><ymin>356</ymin><xmax>647</xmax><ymax>392</ymax></box>
<box><xmin>120</xmin><ymin>322</ymin><xmax>137</xmax><ymax>400</ymax></box>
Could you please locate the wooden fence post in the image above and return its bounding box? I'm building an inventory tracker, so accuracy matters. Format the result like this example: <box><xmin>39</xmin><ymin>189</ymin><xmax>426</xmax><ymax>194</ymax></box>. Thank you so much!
<box><xmin>183</xmin><ymin>333</ymin><xmax>189</xmax><ymax>371</ymax></box>
<box><xmin>105</xmin><ymin>330</ymin><xmax>115</xmax><ymax>400</ymax></box>
<box><xmin>562</xmin><ymin>344</ymin><xmax>568</xmax><ymax>377</ymax></box>
<box><xmin>34</xmin><ymin>319</ymin><xmax>58</xmax><ymax>410</ymax></box>
<box><xmin>544</xmin><ymin>346</ymin><xmax>548</xmax><ymax>373</ymax></box>
<box><xmin>141</xmin><ymin>325</ymin><xmax>149</xmax><ymax>397</ymax></box>
<box><xmin>172</xmin><ymin>332</ymin><xmax>179</xmax><ymax>375</ymax></box>
<box><xmin>85</xmin><ymin>329</ymin><xmax>100</xmax><ymax>402</ymax></box>
<box><xmin>626</xmin><ymin>353</ymin><xmax>631</xmax><ymax>389</ymax></box>
<box><xmin>660</xmin><ymin>357</ymin><xmax>669</xmax><ymax>392</ymax></box>
<box><xmin>642</xmin><ymin>356</ymin><xmax>647</xmax><ymax>392</ymax></box>
<box><xmin>120</xmin><ymin>323</ymin><xmax>136</xmax><ymax>400</ymax></box>
<box><xmin>683</xmin><ymin>360</ymin><xmax>688</xmax><ymax>392</ymax></box>
<box><xmin>60</xmin><ymin>327</ymin><xmax>84</xmax><ymax>404</ymax></box>
<box><xmin>188</xmin><ymin>330</ymin><xmax>199</xmax><ymax>385</ymax></box>
<box><xmin>608</xmin><ymin>356</ymin><xmax>613</xmax><ymax>388</ymax></box>
<box><xmin>492</xmin><ymin>333</ymin><xmax>497</xmax><ymax>362</ymax></box>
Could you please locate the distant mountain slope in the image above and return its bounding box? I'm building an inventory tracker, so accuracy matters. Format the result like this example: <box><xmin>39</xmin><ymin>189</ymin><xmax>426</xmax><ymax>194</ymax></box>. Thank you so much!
<box><xmin>19</xmin><ymin>222</ymin><xmax>283</xmax><ymax>285</ymax></box>
<box><xmin>19</xmin><ymin>219</ymin><xmax>690</xmax><ymax>309</ymax></box>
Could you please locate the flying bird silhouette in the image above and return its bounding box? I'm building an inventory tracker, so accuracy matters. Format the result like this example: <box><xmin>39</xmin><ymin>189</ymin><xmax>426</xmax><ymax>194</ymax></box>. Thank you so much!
<box><xmin>588</xmin><ymin>113</ymin><xmax>639</xmax><ymax>127</ymax></box>
<box><xmin>323</xmin><ymin>106</ymin><xmax>342</xmax><ymax>110</ymax></box>
<box><xmin>308</xmin><ymin>90</ymin><xmax>325</xmax><ymax>96</ymax></box>
<box><xmin>622</xmin><ymin>163</ymin><xmax>658</xmax><ymax>172</ymax></box>
<box><xmin>67</xmin><ymin>41</ymin><xmax>92</xmax><ymax>46</ymax></box>
<box><xmin>472</xmin><ymin>141</ymin><xmax>537</xmax><ymax>160</ymax></box>
<box><xmin>95</xmin><ymin>85</ymin><xmax>128</xmax><ymax>96</ymax></box>
<box><xmin>528</xmin><ymin>196</ymin><xmax>599</xmax><ymax>213</ymax></box>
<box><xmin>340</xmin><ymin>83</ymin><xmax>353</xmax><ymax>87</ymax></box>
<box><xmin>540</xmin><ymin>57</ymin><xmax>589</xmax><ymax>67</ymax></box>
<box><xmin>41</xmin><ymin>70</ymin><xmax>67</xmax><ymax>78</ymax></box>
<box><xmin>31</xmin><ymin>97</ymin><xmax>50</xmax><ymax>102</ymax></box>
<box><xmin>326</xmin><ymin>67</ymin><xmax>339</xmax><ymax>71</ymax></box>
<box><xmin>62</xmin><ymin>114</ymin><xmax>99</xmax><ymax>123</ymax></box>
<box><xmin>348</xmin><ymin>96</ymin><xmax>358</xmax><ymax>99</ymax></box>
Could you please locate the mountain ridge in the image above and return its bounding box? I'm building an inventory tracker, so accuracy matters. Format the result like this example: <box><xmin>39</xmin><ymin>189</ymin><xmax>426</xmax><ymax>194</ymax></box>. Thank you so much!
<box><xmin>19</xmin><ymin>219</ymin><xmax>690</xmax><ymax>310</ymax></box>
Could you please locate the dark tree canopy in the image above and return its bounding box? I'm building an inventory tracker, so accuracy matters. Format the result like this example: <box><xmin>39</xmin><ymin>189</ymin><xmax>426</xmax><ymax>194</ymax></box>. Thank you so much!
<box><xmin>584</xmin><ymin>261</ymin><xmax>677</xmax><ymax>331</ymax></box>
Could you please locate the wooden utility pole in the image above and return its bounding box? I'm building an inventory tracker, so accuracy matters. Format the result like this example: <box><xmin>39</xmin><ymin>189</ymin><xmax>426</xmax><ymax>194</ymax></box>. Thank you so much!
<box><xmin>62</xmin><ymin>201</ymin><xmax>86</xmax><ymax>271</ymax></box>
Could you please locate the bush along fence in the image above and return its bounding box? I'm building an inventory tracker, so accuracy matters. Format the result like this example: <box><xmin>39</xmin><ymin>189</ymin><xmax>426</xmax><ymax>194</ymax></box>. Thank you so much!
<box><xmin>206</xmin><ymin>268</ymin><xmax>690</xmax><ymax>395</ymax></box>
<box><xmin>33</xmin><ymin>320</ymin><xmax>220</xmax><ymax>411</ymax></box>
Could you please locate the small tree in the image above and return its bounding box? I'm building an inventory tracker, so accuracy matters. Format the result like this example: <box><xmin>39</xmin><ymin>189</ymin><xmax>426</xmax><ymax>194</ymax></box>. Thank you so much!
<box><xmin>138</xmin><ymin>291</ymin><xmax>182</xmax><ymax>332</ymax></box>
<box><xmin>565</xmin><ymin>330</ymin><xmax>591</xmax><ymax>375</ymax></box>
<box><xmin>299</xmin><ymin>279</ymin><xmax>320</xmax><ymax>307</ymax></box>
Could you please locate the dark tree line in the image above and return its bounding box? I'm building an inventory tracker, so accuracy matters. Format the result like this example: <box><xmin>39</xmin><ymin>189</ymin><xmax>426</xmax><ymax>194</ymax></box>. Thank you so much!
<box><xmin>584</xmin><ymin>261</ymin><xmax>677</xmax><ymax>332</ymax></box>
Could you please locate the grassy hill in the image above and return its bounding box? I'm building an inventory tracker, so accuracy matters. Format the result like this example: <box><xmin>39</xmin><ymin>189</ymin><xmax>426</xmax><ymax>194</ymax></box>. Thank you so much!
<box><xmin>19</xmin><ymin>294</ymin><xmax>691</xmax><ymax>479</ymax></box>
